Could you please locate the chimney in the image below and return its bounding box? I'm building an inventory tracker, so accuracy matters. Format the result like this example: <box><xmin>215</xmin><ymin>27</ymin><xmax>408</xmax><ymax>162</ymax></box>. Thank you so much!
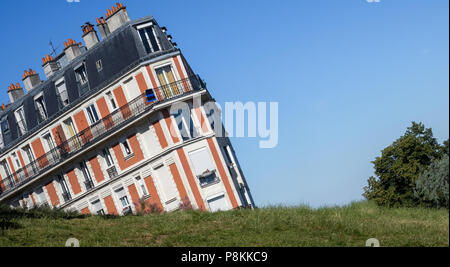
<box><xmin>22</xmin><ymin>69</ymin><xmax>41</xmax><ymax>92</ymax></box>
<box><xmin>82</xmin><ymin>22</ymin><xmax>99</xmax><ymax>49</ymax></box>
<box><xmin>96</xmin><ymin>17</ymin><xmax>110</xmax><ymax>39</ymax></box>
<box><xmin>42</xmin><ymin>54</ymin><xmax>60</xmax><ymax>79</ymax></box>
<box><xmin>104</xmin><ymin>3</ymin><xmax>130</xmax><ymax>33</ymax></box>
<box><xmin>64</xmin><ymin>38</ymin><xmax>82</xmax><ymax>62</ymax></box>
<box><xmin>7</xmin><ymin>83</ymin><xmax>24</xmax><ymax>103</ymax></box>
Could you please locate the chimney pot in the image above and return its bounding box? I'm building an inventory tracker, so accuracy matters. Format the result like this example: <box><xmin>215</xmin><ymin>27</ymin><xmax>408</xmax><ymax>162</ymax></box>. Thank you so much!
<box><xmin>104</xmin><ymin>2</ymin><xmax>130</xmax><ymax>33</ymax></box>
<box><xmin>64</xmin><ymin>38</ymin><xmax>82</xmax><ymax>62</ymax></box>
<box><xmin>97</xmin><ymin>16</ymin><xmax>111</xmax><ymax>39</ymax></box>
<box><xmin>22</xmin><ymin>68</ymin><xmax>41</xmax><ymax>92</ymax></box>
<box><xmin>42</xmin><ymin>54</ymin><xmax>60</xmax><ymax>79</ymax></box>
<box><xmin>82</xmin><ymin>22</ymin><xmax>100</xmax><ymax>49</ymax></box>
<box><xmin>7</xmin><ymin>82</ymin><xmax>25</xmax><ymax>103</ymax></box>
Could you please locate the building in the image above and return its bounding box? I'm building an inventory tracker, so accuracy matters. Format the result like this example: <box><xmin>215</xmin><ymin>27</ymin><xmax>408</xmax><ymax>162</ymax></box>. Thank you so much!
<box><xmin>0</xmin><ymin>3</ymin><xmax>254</xmax><ymax>215</ymax></box>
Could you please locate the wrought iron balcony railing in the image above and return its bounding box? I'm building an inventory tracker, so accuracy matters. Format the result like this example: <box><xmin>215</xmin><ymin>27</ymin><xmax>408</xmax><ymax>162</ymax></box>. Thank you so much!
<box><xmin>0</xmin><ymin>75</ymin><xmax>204</xmax><ymax>197</ymax></box>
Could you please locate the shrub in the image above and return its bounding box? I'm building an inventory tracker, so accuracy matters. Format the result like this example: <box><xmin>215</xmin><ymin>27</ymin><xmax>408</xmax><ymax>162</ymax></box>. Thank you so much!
<box><xmin>0</xmin><ymin>204</ymin><xmax>85</xmax><ymax>220</ymax></box>
<box><xmin>133</xmin><ymin>197</ymin><xmax>163</xmax><ymax>215</ymax></box>
<box><xmin>178</xmin><ymin>197</ymin><xmax>193</xmax><ymax>211</ymax></box>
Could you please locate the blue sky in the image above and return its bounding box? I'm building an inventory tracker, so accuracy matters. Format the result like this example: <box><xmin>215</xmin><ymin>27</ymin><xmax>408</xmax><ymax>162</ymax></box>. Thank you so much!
<box><xmin>0</xmin><ymin>0</ymin><xmax>448</xmax><ymax>208</ymax></box>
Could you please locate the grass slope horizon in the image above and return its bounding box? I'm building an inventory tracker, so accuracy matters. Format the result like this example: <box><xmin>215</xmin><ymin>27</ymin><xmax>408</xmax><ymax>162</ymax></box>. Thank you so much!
<box><xmin>0</xmin><ymin>201</ymin><xmax>448</xmax><ymax>247</ymax></box>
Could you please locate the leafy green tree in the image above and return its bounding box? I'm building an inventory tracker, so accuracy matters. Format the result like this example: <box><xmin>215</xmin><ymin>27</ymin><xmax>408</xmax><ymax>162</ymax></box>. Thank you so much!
<box><xmin>415</xmin><ymin>154</ymin><xmax>449</xmax><ymax>208</ymax></box>
<box><xmin>363</xmin><ymin>122</ymin><xmax>446</xmax><ymax>207</ymax></box>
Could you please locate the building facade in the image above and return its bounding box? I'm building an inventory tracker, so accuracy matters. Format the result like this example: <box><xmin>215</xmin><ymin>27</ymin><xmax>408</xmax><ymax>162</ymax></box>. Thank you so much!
<box><xmin>0</xmin><ymin>3</ymin><xmax>254</xmax><ymax>215</ymax></box>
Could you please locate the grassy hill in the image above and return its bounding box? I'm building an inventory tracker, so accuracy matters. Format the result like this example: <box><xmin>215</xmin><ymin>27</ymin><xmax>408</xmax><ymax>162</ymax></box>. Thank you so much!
<box><xmin>0</xmin><ymin>201</ymin><xmax>448</xmax><ymax>247</ymax></box>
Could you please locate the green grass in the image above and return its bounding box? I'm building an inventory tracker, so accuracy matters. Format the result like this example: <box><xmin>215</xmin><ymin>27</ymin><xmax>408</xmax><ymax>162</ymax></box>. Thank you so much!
<box><xmin>0</xmin><ymin>201</ymin><xmax>448</xmax><ymax>247</ymax></box>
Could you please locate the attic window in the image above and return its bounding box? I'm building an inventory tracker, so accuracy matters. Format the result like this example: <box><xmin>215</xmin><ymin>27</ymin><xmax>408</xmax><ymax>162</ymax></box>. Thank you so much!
<box><xmin>137</xmin><ymin>24</ymin><xmax>161</xmax><ymax>54</ymax></box>
<box><xmin>34</xmin><ymin>94</ymin><xmax>48</xmax><ymax>123</ymax></box>
<box><xmin>75</xmin><ymin>64</ymin><xmax>88</xmax><ymax>85</ymax></box>
<box><xmin>1</xmin><ymin>117</ymin><xmax>9</xmax><ymax>133</ymax></box>
<box><xmin>96</xmin><ymin>60</ymin><xmax>103</xmax><ymax>72</ymax></box>
<box><xmin>14</xmin><ymin>107</ymin><xmax>27</xmax><ymax>136</ymax></box>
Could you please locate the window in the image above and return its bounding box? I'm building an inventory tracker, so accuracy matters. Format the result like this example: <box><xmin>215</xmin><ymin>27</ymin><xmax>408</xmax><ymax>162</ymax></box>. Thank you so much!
<box><xmin>56</xmin><ymin>79</ymin><xmax>69</xmax><ymax>108</ymax></box>
<box><xmin>153</xmin><ymin>164</ymin><xmax>178</xmax><ymax>210</ymax></box>
<box><xmin>188</xmin><ymin>148</ymin><xmax>219</xmax><ymax>187</ymax></box>
<box><xmin>63</xmin><ymin>118</ymin><xmax>80</xmax><ymax>149</ymax></box>
<box><xmin>91</xmin><ymin>198</ymin><xmax>105</xmax><ymax>215</ymax></box>
<box><xmin>75</xmin><ymin>64</ymin><xmax>88</xmax><ymax>85</ymax></box>
<box><xmin>155</xmin><ymin>65</ymin><xmax>179</xmax><ymax>98</ymax></box>
<box><xmin>86</xmin><ymin>104</ymin><xmax>100</xmax><ymax>125</ymax></box>
<box><xmin>36</xmin><ymin>187</ymin><xmax>48</xmax><ymax>206</ymax></box>
<box><xmin>121</xmin><ymin>140</ymin><xmax>132</xmax><ymax>156</ymax></box>
<box><xmin>14</xmin><ymin>107</ymin><xmax>27</xmax><ymax>136</ymax></box>
<box><xmin>96</xmin><ymin>60</ymin><xmax>103</xmax><ymax>72</ymax></box>
<box><xmin>0</xmin><ymin>160</ymin><xmax>13</xmax><ymax>187</ymax></box>
<box><xmin>115</xmin><ymin>186</ymin><xmax>131</xmax><ymax>214</ymax></box>
<box><xmin>207</xmin><ymin>194</ymin><xmax>228</xmax><ymax>212</ymax></box>
<box><xmin>43</xmin><ymin>133</ymin><xmax>58</xmax><ymax>163</ymax></box>
<box><xmin>102</xmin><ymin>148</ymin><xmax>118</xmax><ymax>179</ymax></box>
<box><xmin>58</xmin><ymin>175</ymin><xmax>71</xmax><ymax>202</ymax></box>
<box><xmin>34</xmin><ymin>95</ymin><xmax>48</xmax><ymax>122</ymax></box>
<box><xmin>102</xmin><ymin>148</ymin><xmax>114</xmax><ymax>167</ymax></box>
<box><xmin>1</xmin><ymin>116</ymin><xmax>9</xmax><ymax>133</ymax></box>
<box><xmin>106</xmin><ymin>92</ymin><xmax>117</xmax><ymax>110</ymax></box>
<box><xmin>136</xmin><ymin>176</ymin><xmax>148</xmax><ymax>197</ymax></box>
<box><xmin>80</xmin><ymin>161</ymin><xmax>94</xmax><ymax>191</ymax></box>
<box><xmin>11</xmin><ymin>153</ymin><xmax>22</xmax><ymax>173</ymax></box>
<box><xmin>223</xmin><ymin>145</ymin><xmax>236</xmax><ymax>167</ymax></box>
<box><xmin>0</xmin><ymin>129</ymin><xmax>3</xmax><ymax>149</ymax></box>
<box><xmin>22</xmin><ymin>145</ymin><xmax>37</xmax><ymax>173</ymax></box>
<box><xmin>173</xmin><ymin>109</ymin><xmax>197</xmax><ymax>141</ymax></box>
<box><xmin>138</xmin><ymin>25</ymin><xmax>161</xmax><ymax>54</ymax></box>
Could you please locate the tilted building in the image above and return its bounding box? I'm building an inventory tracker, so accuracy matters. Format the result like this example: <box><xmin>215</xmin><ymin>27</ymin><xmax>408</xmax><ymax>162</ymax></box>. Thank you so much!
<box><xmin>0</xmin><ymin>3</ymin><xmax>254</xmax><ymax>215</ymax></box>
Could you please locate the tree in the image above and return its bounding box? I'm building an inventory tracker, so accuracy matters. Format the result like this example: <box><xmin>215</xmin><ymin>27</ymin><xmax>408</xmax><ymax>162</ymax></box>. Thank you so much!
<box><xmin>415</xmin><ymin>154</ymin><xmax>449</xmax><ymax>208</ymax></box>
<box><xmin>363</xmin><ymin>122</ymin><xmax>446</xmax><ymax>207</ymax></box>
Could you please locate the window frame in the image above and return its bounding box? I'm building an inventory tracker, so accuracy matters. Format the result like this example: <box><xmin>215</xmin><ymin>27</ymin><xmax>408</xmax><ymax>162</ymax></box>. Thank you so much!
<box><xmin>1</xmin><ymin>116</ymin><xmax>9</xmax><ymax>133</ymax></box>
<box><xmin>121</xmin><ymin>139</ymin><xmax>133</xmax><ymax>157</ymax></box>
<box><xmin>102</xmin><ymin>148</ymin><xmax>114</xmax><ymax>168</ymax></box>
<box><xmin>137</xmin><ymin>23</ymin><xmax>161</xmax><ymax>54</ymax></box>
<box><xmin>58</xmin><ymin>175</ymin><xmax>71</xmax><ymax>202</ymax></box>
<box><xmin>34</xmin><ymin>93</ymin><xmax>48</xmax><ymax>122</ymax></box>
<box><xmin>14</xmin><ymin>106</ymin><xmax>28</xmax><ymax>136</ymax></box>
<box><xmin>136</xmin><ymin>176</ymin><xmax>149</xmax><ymax>197</ymax></box>
<box><xmin>90</xmin><ymin>198</ymin><xmax>105</xmax><ymax>215</ymax></box>
<box><xmin>55</xmin><ymin>78</ymin><xmax>69</xmax><ymax>108</ymax></box>
<box><xmin>96</xmin><ymin>60</ymin><xmax>103</xmax><ymax>72</ymax></box>
<box><xmin>106</xmin><ymin>91</ymin><xmax>117</xmax><ymax>111</ymax></box>
<box><xmin>86</xmin><ymin>103</ymin><xmax>100</xmax><ymax>125</ymax></box>
<box><xmin>80</xmin><ymin>161</ymin><xmax>94</xmax><ymax>191</ymax></box>
<box><xmin>114</xmin><ymin>186</ymin><xmax>132</xmax><ymax>214</ymax></box>
<box><xmin>74</xmin><ymin>63</ymin><xmax>88</xmax><ymax>85</ymax></box>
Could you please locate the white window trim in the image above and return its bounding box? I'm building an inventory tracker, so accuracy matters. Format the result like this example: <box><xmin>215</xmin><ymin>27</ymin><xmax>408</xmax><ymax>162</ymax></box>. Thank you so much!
<box><xmin>120</xmin><ymin>139</ymin><xmax>133</xmax><ymax>157</ymax></box>
<box><xmin>105</xmin><ymin>91</ymin><xmax>118</xmax><ymax>111</ymax></box>
<box><xmin>85</xmin><ymin>103</ymin><xmax>100</xmax><ymax>125</ymax></box>
<box><xmin>136</xmin><ymin>22</ymin><xmax>153</xmax><ymax>30</ymax></box>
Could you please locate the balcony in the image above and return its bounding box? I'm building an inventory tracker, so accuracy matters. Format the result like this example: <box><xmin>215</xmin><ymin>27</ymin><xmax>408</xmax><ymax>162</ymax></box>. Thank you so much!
<box><xmin>0</xmin><ymin>75</ymin><xmax>205</xmax><ymax>198</ymax></box>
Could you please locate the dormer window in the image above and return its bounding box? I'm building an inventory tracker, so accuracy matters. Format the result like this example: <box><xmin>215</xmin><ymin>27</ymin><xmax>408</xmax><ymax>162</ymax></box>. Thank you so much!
<box><xmin>1</xmin><ymin>116</ymin><xmax>9</xmax><ymax>134</ymax></box>
<box><xmin>14</xmin><ymin>107</ymin><xmax>27</xmax><ymax>136</ymax></box>
<box><xmin>75</xmin><ymin>63</ymin><xmax>88</xmax><ymax>85</ymax></box>
<box><xmin>55</xmin><ymin>78</ymin><xmax>69</xmax><ymax>108</ymax></box>
<box><xmin>137</xmin><ymin>23</ymin><xmax>161</xmax><ymax>54</ymax></box>
<box><xmin>34</xmin><ymin>94</ymin><xmax>48</xmax><ymax>123</ymax></box>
